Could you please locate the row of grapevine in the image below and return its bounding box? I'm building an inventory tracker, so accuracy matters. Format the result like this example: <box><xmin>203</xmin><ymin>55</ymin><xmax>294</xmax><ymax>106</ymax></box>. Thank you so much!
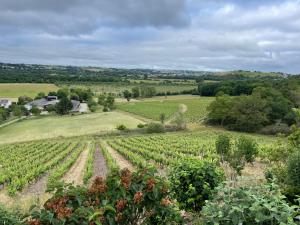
<box><xmin>47</xmin><ymin>142</ymin><xmax>86</xmax><ymax>190</ymax></box>
<box><xmin>0</xmin><ymin>140</ymin><xmax>81</xmax><ymax>195</ymax></box>
<box><xmin>98</xmin><ymin>142</ymin><xmax>119</xmax><ymax>172</ymax></box>
<box><xmin>83</xmin><ymin>142</ymin><xmax>95</xmax><ymax>184</ymax></box>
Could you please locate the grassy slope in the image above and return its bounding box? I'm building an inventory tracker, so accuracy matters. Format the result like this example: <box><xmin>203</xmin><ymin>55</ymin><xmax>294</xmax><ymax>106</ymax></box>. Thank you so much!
<box><xmin>117</xmin><ymin>96</ymin><xmax>215</xmax><ymax>122</ymax></box>
<box><xmin>0</xmin><ymin>83</ymin><xmax>58</xmax><ymax>98</ymax></box>
<box><xmin>0</xmin><ymin>112</ymin><xmax>143</xmax><ymax>144</ymax></box>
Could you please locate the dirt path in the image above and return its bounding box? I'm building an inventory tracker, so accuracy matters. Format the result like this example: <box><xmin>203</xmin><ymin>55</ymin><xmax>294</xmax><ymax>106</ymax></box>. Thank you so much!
<box><xmin>166</xmin><ymin>103</ymin><xmax>188</xmax><ymax>124</ymax></box>
<box><xmin>22</xmin><ymin>174</ymin><xmax>49</xmax><ymax>196</ymax></box>
<box><xmin>62</xmin><ymin>147</ymin><xmax>89</xmax><ymax>186</ymax></box>
<box><xmin>102</xmin><ymin>141</ymin><xmax>135</xmax><ymax>171</ymax></box>
<box><xmin>91</xmin><ymin>147</ymin><xmax>108</xmax><ymax>180</ymax></box>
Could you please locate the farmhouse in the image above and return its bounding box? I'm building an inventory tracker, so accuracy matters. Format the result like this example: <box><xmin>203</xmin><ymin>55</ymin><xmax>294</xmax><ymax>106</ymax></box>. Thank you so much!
<box><xmin>25</xmin><ymin>98</ymin><xmax>58</xmax><ymax>111</ymax></box>
<box><xmin>25</xmin><ymin>97</ymin><xmax>88</xmax><ymax>113</ymax></box>
<box><xmin>0</xmin><ymin>99</ymin><xmax>12</xmax><ymax>108</ymax></box>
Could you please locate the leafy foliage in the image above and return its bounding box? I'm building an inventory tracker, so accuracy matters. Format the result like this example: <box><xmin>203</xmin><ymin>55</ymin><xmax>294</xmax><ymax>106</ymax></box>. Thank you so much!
<box><xmin>146</xmin><ymin>122</ymin><xmax>165</xmax><ymax>134</ymax></box>
<box><xmin>287</xmin><ymin>150</ymin><xmax>300</xmax><ymax>187</ymax></box>
<box><xmin>169</xmin><ymin>159</ymin><xmax>224</xmax><ymax>211</ymax></box>
<box><xmin>28</xmin><ymin>168</ymin><xmax>182</xmax><ymax>225</ymax></box>
<box><xmin>236</xmin><ymin>136</ymin><xmax>258</xmax><ymax>164</ymax></box>
<box><xmin>215</xmin><ymin>134</ymin><xmax>231</xmax><ymax>162</ymax></box>
<box><xmin>201</xmin><ymin>182</ymin><xmax>300</xmax><ymax>225</ymax></box>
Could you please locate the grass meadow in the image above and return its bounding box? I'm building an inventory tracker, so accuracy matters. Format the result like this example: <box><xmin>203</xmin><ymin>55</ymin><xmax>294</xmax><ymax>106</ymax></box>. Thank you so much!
<box><xmin>117</xmin><ymin>96</ymin><xmax>215</xmax><ymax>122</ymax></box>
<box><xmin>0</xmin><ymin>111</ymin><xmax>143</xmax><ymax>144</ymax></box>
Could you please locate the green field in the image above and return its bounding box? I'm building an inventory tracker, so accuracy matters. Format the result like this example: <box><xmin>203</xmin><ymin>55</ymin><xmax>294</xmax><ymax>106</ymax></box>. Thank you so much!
<box><xmin>0</xmin><ymin>112</ymin><xmax>143</xmax><ymax>144</ymax></box>
<box><xmin>0</xmin><ymin>83</ymin><xmax>58</xmax><ymax>99</ymax></box>
<box><xmin>117</xmin><ymin>97</ymin><xmax>215</xmax><ymax>122</ymax></box>
<box><xmin>63</xmin><ymin>83</ymin><xmax>196</xmax><ymax>95</ymax></box>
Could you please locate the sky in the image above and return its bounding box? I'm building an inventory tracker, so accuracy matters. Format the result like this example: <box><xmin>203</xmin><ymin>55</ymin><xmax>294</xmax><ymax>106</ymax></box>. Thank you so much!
<box><xmin>0</xmin><ymin>0</ymin><xmax>300</xmax><ymax>74</ymax></box>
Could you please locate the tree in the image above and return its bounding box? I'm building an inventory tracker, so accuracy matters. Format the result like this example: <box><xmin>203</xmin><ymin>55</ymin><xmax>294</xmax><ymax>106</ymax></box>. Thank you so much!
<box><xmin>48</xmin><ymin>91</ymin><xmax>57</xmax><ymax>96</ymax></box>
<box><xmin>159</xmin><ymin>113</ymin><xmax>166</xmax><ymax>124</ymax></box>
<box><xmin>215</xmin><ymin>134</ymin><xmax>231</xmax><ymax>162</ymax></box>
<box><xmin>98</xmin><ymin>94</ymin><xmax>106</xmax><ymax>106</ymax></box>
<box><xmin>30</xmin><ymin>106</ymin><xmax>41</xmax><ymax>115</ymax></box>
<box><xmin>17</xmin><ymin>96</ymin><xmax>32</xmax><ymax>105</ymax></box>
<box><xmin>55</xmin><ymin>97</ymin><xmax>72</xmax><ymax>115</ymax></box>
<box><xmin>57</xmin><ymin>88</ymin><xmax>69</xmax><ymax>99</ymax></box>
<box><xmin>106</xmin><ymin>94</ymin><xmax>115</xmax><ymax>110</ymax></box>
<box><xmin>34</xmin><ymin>92</ymin><xmax>45</xmax><ymax>100</ymax></box>
<box><xmin>132</xmin><ymin>87</ymin><xmax>140</xmax><ymax>98</ymax></box>
<box><xmin>123</xmin><ymin>90</ymin><xmax>132</xmax><ymax>101</ymax></box>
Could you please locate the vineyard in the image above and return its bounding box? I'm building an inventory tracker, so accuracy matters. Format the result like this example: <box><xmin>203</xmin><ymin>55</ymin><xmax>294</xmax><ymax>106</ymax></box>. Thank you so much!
<box><xmin>0</xmin><ymin>139</ymin><xmax>88</xmax><ymax>196</ymax></box>
<box><xmin>104</xmin><ymin>130</ymin><xmax>281</xmax><ymax>171</ymax></box>
<box><xmin>117</xmin><ymin>97</ymin><xmax>215</xmax><ymax>122</ymax></box>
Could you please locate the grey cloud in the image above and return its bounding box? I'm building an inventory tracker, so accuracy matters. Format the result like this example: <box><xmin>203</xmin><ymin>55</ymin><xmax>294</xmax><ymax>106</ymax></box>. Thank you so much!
<box><xmin>0</xmin><ymin>0</ymin><xmax>189</xmax><ymax>35</ymax></box>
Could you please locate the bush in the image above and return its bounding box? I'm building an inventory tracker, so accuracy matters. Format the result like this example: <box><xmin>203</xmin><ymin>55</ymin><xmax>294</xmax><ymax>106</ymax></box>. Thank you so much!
<box><xmin>287</xmin><ymin>150</ymin><xmax>300</xmax><ymax>187</ymax></box>
<box><xmin>116</xmin><ymin>124</ymin><xmax>127</xmax><ymax>131</ymax></box>
<box><xmin>202</xmin><ymin>183</ymin><xmax>299</xmax><ymax>225</ymax></box>
<box><xmin>236</xmin><ymin>136</ymin><xmax>258</xmax><ymax>164</ymax></box>
<box><xmin>0</xmin><ymin>206</ymin><xmax>23</xmax><ymax>225</ymax></box>
<box><xmin>146</xmin><ymin>122</ymin><xmax>165</xmax><ymax>134</ymax></box>
<box><xmin>169</xmin><ymin>159</ymin><xmax>224</xmax><ymax>211</ymax></box>
<box><xmin>27</xmin><ymin>168</ymin><xmax>182</xmax><ymax>224</ymax></box>
<box><xmin>137</xmin><ymin>123</ymin><xmax>145</xmax><ymax>129</ymax></box>
<box><xmin>260</xmin><ymin>123</ymin><xmax>292</xmax><ymax>135</ymax></box>
<box><xmin>215</xmin><ymin>134</ymin><xmax>231</xmax><ymax>162</ymax></box>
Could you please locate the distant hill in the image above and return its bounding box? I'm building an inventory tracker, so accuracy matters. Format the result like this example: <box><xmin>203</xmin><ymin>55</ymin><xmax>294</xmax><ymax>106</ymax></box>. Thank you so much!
<box><xmin>0</xmin><ymin>62</ymin><xmax>288</xmax><ymax>83</ymax></box>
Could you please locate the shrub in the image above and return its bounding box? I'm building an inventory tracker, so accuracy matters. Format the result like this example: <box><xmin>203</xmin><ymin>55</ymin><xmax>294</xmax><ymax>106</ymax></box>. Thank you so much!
<box><xmin>169</xmin><ymin>159</ymin><xmax>224</xmax><ymax>211</ymax></box>
<box><xmin>215</xmin><ymin>134</ymin><xmax>231</xmax><ymax>162</ymax></box>
<box><xmin>137</xmin><ymin>123</ymin><xmax>145</xmax><ymax>129</ymax></box>
<box><xmin>260</xmin><ymin>123</ymin><xmax>292</xmax><ymax>135</ymax></box>
<box><xmin>27</xmin><ymin>168</ymin><xmax>182</xmax><ymax>225</ymax></box>
<box><xmin>116</xmin><ymin>124</ymin><xmax>127</xmax><ymax>131</ymax></box>
<box><xmin>201</xmin><ymin>183</ymin><xmax>299</xmax><ymax>225</ymax></box>
<box><xmin>146</xmin><ymin>122</ymin><xmax>165</xmax><ymax>134</ymax></box>
<box><xmin>0</xmin><ymin>206</ymin><xmax>23</xmax><ymax>225</ymax></box>
<box><xmin>236</xmin><ymin>136</ymin><xmax>258</xmax><ymax>164</ymax></box>
<box><xmin>287</xmin><ymin>150</ymin><xmax>300</xmax><ymax>187</ymax></box>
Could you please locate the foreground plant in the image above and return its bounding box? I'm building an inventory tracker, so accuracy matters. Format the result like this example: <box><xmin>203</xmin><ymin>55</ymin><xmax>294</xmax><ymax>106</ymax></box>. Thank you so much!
<box><xmin>27</xmin><ymin>168</ymin><xmax>182</xmax><ymax>225</ymax></box>
<box><xmin>201</xmin><ymin>182</ymin><xmax>300</xmax><ymax>225</ymax></box>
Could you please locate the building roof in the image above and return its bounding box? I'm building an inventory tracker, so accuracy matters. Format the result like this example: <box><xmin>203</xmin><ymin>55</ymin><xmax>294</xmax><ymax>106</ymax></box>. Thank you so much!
<box><xmin>70</xmin><ymin>100</ymin><xmax>81</xmax><ymax>112</ymax></box>
<box><xmin>0</xmin><ymin>99</ymin><xmax>11</xmax><ymax>105</ymax></box>
<box><xmin>27</xmin><ymin>98</ymin><xmax>58</xmax><ymax>107</ymax></box>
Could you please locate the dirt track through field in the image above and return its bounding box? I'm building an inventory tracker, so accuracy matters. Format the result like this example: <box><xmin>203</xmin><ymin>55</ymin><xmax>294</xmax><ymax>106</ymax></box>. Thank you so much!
<box><xmin>166</xmin><ymin>103</ymin><xmax>187</xmax><ymax>124</ymax></box>
<box><xmin>91</xmin><ymin>147</ymin><xmax>108</xmax><ymax>180</ymax></box>
<box><xmin>62</xmin><ymin>146</ymin><xmax>89</xmax><ymax>186</ymax></box>
<box><xmin>102</xmin><ymin>141</ymin><xmax>135</xmax><ymax>171</ymax></box>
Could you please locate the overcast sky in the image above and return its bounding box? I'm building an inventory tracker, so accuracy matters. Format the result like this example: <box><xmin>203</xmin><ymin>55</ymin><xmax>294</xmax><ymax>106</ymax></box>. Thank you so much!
<box><xmin>0</xmin><ymin>0</ymin><xmax>300</xmax><ymax>74</ymax></box>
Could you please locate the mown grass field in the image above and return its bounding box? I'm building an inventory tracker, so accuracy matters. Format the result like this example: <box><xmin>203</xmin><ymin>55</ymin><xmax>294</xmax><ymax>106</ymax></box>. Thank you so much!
<box><xmin>0</xmin><ymin>83</ymin><xmax>58</xmax><ymax>98</ymax></box>
<box><xmin>117</xmin><ymin>97</ymin><xmax>215</xmax><ymax>122</ymax></box>
<box><xmin>0</xmin><ymin>112</ymin><xmax>143</xmax><ymax>144</ymax></box>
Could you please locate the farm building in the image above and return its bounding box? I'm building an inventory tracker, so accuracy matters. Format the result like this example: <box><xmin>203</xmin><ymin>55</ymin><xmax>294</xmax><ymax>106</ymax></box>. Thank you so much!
<box><xmin>25</xmin><ymin>97</ymin><xmax>88</xmax><ymax>113</ymax></box>
<box><xmin>25</xmin><ymin>98</ymin><xmax>58</xmax><ymax>111</ymax></box>
<box><xmin>0</xmin><ymin>99</ymin><xmax>12</xmax><ymax>108</ymax></box>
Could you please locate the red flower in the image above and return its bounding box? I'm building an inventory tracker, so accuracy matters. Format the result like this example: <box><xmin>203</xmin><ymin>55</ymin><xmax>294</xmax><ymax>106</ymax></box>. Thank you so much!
<box><xmin>146</xmin><ymin>178</ymin><xmax>156</xmax><ymax>192</ymax></box>
<box><xmin>116</xmin><ymin>199</ymin><xmax>127</xmax><ymax>212</ymax></box>
<box><xmin>121</xmin><ymin>169</ymin><xmax>132</xmax><ymax>190</ymax></box>
<box><xmin>133</xmin><ymin>191</ymin><xmax>143</xmax><ymax>204</ymax></box>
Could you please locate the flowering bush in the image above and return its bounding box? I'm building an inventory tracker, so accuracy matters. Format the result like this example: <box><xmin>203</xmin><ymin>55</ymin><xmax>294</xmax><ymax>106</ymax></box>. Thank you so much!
<box><xmin>27</xmin><ymin>168</ymin><xmax>182</xmax><ymax>225</ymax></box>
